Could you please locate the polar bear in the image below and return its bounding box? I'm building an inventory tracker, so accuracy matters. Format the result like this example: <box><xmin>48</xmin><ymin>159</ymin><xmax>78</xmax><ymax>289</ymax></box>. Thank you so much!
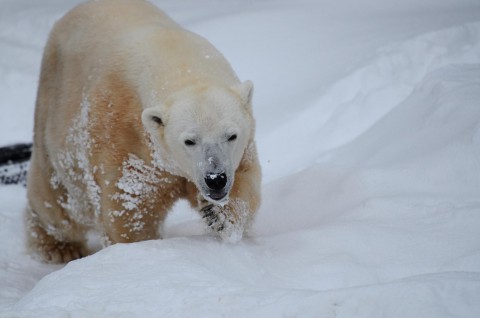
<box><xmin>26</xmin><ymin>0</ymin><xmax>261</xmax><ymax>263</ymax></box>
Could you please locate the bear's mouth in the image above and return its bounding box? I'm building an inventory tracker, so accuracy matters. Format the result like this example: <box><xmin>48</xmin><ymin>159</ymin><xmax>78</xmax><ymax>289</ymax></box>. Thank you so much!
<box><xmin>207</xmin><ymin>191</ymin><xmax>227</xmax><ymax>201</ymax></box>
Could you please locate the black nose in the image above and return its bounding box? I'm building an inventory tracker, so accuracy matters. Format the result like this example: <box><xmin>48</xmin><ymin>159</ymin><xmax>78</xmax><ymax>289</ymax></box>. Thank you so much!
<box><xmin>205</xmin><ymin>173</ymin><xmax>227</xmax><ymax>191</ymax></box>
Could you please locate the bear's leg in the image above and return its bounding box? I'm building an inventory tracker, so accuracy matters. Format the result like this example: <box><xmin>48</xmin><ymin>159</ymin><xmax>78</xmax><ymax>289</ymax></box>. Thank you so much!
<box><xmin>26</xmin><ymin>208</ymin><xmax>88</xmax><ymax>263</ymax></box>
<box><xmin>101</xmin><ymin>206</ymin><xmax>162</xmax><ymax>244</ymax></box>
<box><xmin>26</xmin><ymin>158</ymin><xmax>89</xmax><ymax>263</ymax></box>
<box><xmin>190</xmin><ymin>150</ymin><xmax>261</xmax><ymax>242</ymax></box>
<box><xmin>100</xmin><ymin>189</ymin><xmax>171</xmax><ymax>244</ymax></box>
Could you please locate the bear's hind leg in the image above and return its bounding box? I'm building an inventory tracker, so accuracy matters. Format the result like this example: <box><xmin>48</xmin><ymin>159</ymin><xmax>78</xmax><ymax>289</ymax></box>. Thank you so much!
<box><xmin>26</xmin><ymin>157</ymin><xmax>90</xmax><ymax>263</ymax></box>
<box><xmin>25</xmin><ymin>207</ymin><xmax>89</xmax><ymax>263</ymax></box>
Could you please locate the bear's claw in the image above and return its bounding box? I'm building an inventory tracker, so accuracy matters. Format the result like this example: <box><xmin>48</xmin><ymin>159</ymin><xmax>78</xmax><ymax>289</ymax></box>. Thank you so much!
<box><xmin>201</xmin><ymin>204</ymin><xmax>225</xmax><ymax>232</ymax></box>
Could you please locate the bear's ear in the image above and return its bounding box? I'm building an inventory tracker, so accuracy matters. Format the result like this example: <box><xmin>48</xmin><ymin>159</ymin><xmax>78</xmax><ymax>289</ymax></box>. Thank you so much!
<box><xmin>142</xmin><ymin>107</ymin><xmax>164</xmax><ymax>132</ymax></box>
<box><xmin>232</xmin><ymin>80</ymin><xmax>254</xmax><ymax>109</ymax></box>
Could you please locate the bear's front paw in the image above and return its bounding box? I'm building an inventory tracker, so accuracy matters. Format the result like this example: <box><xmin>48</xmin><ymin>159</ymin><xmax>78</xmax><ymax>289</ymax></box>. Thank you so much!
<box><xmin>201</xmin><ymin>204</ymin><xmax>228</xmax><ymax>233</ymax></box>
<box><xmin>200</xmin><ymin>203</ymin><xmax>246</xmax><ymax>243</ymax></box>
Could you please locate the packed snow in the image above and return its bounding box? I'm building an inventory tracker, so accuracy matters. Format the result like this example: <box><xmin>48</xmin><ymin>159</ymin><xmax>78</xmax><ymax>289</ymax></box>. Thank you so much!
<box><xmin>1</xmin><ymin>0</ymin><xmax>480</xmax><ymax>317</ymax></box>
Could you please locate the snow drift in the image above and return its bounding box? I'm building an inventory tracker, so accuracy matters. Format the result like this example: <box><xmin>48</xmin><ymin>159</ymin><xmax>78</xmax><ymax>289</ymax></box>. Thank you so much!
<box><xmin>1</xmin><ymin>0</ymin><xmax>480</xmax><ymax>317</ymax></box>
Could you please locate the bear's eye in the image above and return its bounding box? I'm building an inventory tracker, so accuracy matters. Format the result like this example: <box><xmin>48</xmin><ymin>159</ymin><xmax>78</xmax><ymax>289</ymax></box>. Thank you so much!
<box><xmin>228</xmin><ymin>134</ymin><xmax>237</xmax><ymax>142</ymax></box>
<box><xmin>184</xmin><ymin>139</ymin><xmax>196</xmax><ymax>146</ymax></box>
<box><xmin>151</xmin><ymin>116</ymin><xmax>163</xmax><ymax>126</ymax></box>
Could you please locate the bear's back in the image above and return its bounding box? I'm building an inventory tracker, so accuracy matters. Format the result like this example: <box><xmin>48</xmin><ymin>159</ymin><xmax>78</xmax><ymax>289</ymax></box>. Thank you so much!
<box><xmin>48</xmin><ymin>0</ymin><xmax>238</xmax><ymax>104</ymax></box>
<box><xmin>50</xmin><ymin>0</ymin><xmax>180</xmax><ymax>65</ymax></box>
<box><xmin>57</xmin><ymin>0</ymin><xmax>180</xmax><ymax>36</ymax></box>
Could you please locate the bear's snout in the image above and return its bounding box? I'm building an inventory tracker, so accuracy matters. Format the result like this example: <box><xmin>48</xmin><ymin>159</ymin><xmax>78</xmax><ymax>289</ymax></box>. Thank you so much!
<box><xmin>205</xmin><ymin>172</ymin><xmax>228</xmax><ymax>200</ymax></box>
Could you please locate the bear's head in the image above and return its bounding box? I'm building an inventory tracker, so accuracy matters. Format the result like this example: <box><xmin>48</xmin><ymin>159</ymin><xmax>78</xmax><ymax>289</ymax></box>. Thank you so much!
<box><xmin>142</xmin><ymin>81</ymin><xmax>254</xmax><ymax>204</ymax></box>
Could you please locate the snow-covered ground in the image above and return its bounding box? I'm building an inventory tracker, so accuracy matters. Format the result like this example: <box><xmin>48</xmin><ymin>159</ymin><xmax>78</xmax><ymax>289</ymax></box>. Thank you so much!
<box><xmin>2</xmin><ymin>0</ymin><xmax>480</xmax><ymax>317</ymax></box>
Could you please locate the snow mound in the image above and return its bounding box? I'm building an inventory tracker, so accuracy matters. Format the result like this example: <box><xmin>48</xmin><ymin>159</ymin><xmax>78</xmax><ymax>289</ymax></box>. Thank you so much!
<box><xmin>261</xmin><ymin>22</ymin><xmax>480</xmax><ymax>182</ymax></box>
